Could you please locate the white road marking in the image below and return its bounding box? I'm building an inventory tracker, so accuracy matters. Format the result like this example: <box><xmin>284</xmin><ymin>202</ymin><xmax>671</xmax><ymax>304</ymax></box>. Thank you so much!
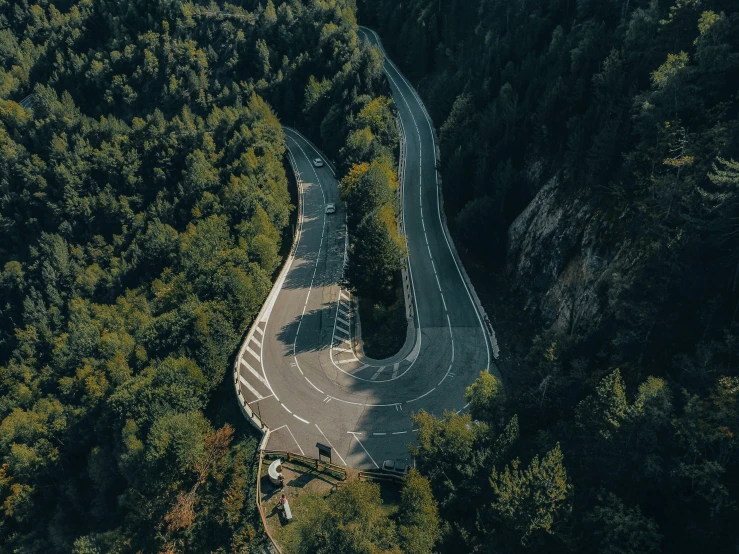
<box><xmin>293</xmin><ymin>414</ymin><xmax>309</xmax><ymax>424</ymax></box>
<box><xmin>392</xmin><ymin>363</ymin><xmax>400</xmax><ymax>378</ymax></box>
<box><xmin>239</xmin><ymin>375</ymin><xmax>263</xmax><ymax>400</ymax></box>
<box><xmin>335</xmin><ymin>326</ymin><xmax>350</xmax><ymax>336</ymax></box>
<box><xmin>306</xmin><ymin>377</ymin><xmax>325</xmax><ymax>395</ymax></box>
<box><xmin>287</xmin><ymin>127</ymin><xmax>337</xmax><ymax>177</ymax></box>
<box><xmin>316</xmin><ymin>424</ymin><xmax>347</xmax><ymax>466</ymax></box>
<box><xmin>241</xmin><ymin>359</ymin><xmax>267</xmax><ymax>386</ymax></box>
<box><xmin>254</xmin><ymin>325</ymin><xmax>264</xmax><ymax>336</ymax></box>
<box><xmin>373</xmin><ymin>432</ymin><xmax>387</xmax><ymax>436</ymax></box>
<box><xmin>456</xmin><ymin>402</ymin><xmax>471</xmax><ymax>414</ymax></box>
<box><xmin>281</xmin><ymin>403</ymin><xmax>292</xmax><ymax>414</ymax></box>
<box><xmin>392</xmin><ymin>431</ymin><xmax>408</xmax><ymax>435</ymax></box>
<box><xmin>251</xmin><ymin>336</ymin><xmax>262</xmax><ymax>348</ymax></box>
<box><xmin>336</xmin><ymin>358</ymin><xmax>360</xmax><ymax>365</ymax></box>
<box><xmin>348</xmin><ymin>432</ymin><xmax>379</xmax><ymax>469</ymax></box>
<box><xmin>333</xmin><ymin>347</ymin><xmax>353</xmax><ymax>353</ymax></box>
<box><xmin>351</xmin><ymin>364</ymin><xmax>369</xmax><ymax>374</ymax></box>
<box><xmin>247</xmin><ymin>394</ymin><xmax>273</xmax><ymax>404</ymax></box>
<box><xmin>438</xmin><ymin>364</ymin><xmax>454</xmax><ymax>386</ymax></box>
<box><xmin>337</xmin><ymin>316</ymin><xmax>350</xmax><ymax>326</ymax></box>
<box><xmin>284</xmin><ymin>425</ymin><xmax>305</xmax><ymax>456</ymax></box>
<box><xmin>371</xmin><ymin>366</ymin><xmax>386</xmax><ymax>381</ymax></box>
<box><xmin>407</xmin><ymin>388</ymin><xmax>436</xmax><ymax>403</ymax></box>
<box><xmin>246</xmin><ymin>345</ymin><xmax>261</xmax><ymax>361</ymax></box>
<box><xmin>369</xmin><ymin>30</ymin><xmax>492</xmax><ymax>372</ymax></box>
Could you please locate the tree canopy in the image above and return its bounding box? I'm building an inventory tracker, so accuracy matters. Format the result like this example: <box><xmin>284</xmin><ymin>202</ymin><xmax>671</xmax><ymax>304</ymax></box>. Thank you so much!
<box><xmin>0</xmin><ymin>0</ymin><xmax>395</xmax><ymax>551</ymax></box>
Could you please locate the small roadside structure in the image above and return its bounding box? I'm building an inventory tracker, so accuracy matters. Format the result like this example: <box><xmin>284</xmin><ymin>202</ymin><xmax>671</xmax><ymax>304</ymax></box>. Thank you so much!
<box><xmin>279</xmin><ymin>494</ymin><xmax>293</xmax><ymax>521</ymax></box>
<box><xmin>268</xmin><ymin>459</ymin><xmax>283</xmax><ymax>486</ymax></box>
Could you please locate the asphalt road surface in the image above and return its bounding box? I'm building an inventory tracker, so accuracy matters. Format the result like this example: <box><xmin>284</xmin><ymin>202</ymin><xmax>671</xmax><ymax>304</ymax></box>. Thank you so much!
<box><xmin>234</xmin><ymin>29</ymin><xmax>493</xmax><ymax>469</ymax></box>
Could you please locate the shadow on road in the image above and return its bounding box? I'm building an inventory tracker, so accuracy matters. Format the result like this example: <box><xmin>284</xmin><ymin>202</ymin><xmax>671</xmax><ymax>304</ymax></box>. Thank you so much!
<box><xmin>276</xmin><ymin>306</ymin><xmax>335</xmax><ymax>355</ymax></box>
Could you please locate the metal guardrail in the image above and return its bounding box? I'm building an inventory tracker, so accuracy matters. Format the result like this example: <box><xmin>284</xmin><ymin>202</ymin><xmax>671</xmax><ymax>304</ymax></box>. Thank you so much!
<box><xmin>232</xmin><ymin>147</ymin><xmax>304</xmax><ymax>433</ymax></box>
<box><xmin>263</xmin><ymin>449</ymin><xmax>348</xmax><ymax>481</ymax></box>
<box><xmin>19</xmin><ymin>93</ymin><xmax>34</xmax><ymax>110</ymax></box>
<box><xmin>255</xmin><ymin>434</ymin><xmax>282</xmax><ymax>554</ymax></box>
<box><xmin>364</xmin><ymin>25</ymin><xmax>500</xmax><ymax>361</ymax></box>
<box><xmin>396</xmin><ymin>115</ymin><xmax>414</xmax><ymax>321</ymax></box>
<box><xmin>358</xmin><ymin>470</ymin><xmax>406</xmax><ymax>485</ymax></box>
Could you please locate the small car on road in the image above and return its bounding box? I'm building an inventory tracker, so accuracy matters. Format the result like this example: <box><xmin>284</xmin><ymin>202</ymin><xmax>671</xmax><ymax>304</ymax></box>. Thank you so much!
<box><xmin>325</xmin><ymin>203</ymin><xmax>336</xmax><ymax>214</ymax></box>
<box><xmin>313</xmin><ymin>158</ymin><xmax>324</xmax><ymax>167</ymax></box>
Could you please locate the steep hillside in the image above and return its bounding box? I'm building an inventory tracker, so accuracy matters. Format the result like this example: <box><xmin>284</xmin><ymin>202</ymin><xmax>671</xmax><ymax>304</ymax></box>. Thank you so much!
<box><xmin>360</xmin><ymin>1</ymin><xmax>739</xmax><ymax>552</ymax></box>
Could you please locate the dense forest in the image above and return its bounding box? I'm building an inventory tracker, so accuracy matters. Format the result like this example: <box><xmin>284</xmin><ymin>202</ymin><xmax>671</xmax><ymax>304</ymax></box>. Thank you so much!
<box><xmin>4</xmin><ymin>0</ymin><xmax>739</xmax><ymax>552</ymax></box>
<box><xmin>359</xmin><ymin>0</ymin><xmax>739</xmax><ymax>553</ymax></box>
<box><xmin>0</xmin><ymin>0</ymin><xmax>396</xmax><ymax>552</ymax></box>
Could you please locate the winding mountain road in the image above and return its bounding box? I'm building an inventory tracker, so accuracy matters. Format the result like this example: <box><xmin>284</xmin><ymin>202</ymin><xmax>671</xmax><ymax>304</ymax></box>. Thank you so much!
<box><xmin>234</xmin><ymin>29</ymin><xmax>495</xmax><ymax>468</ymax></box>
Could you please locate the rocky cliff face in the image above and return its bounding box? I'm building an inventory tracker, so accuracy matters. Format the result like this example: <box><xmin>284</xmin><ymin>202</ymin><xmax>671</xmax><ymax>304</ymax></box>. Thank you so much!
<box><xmin>506</xmin><ymin>176</ymin><xmax>634</xmax><ymax>335</ymax></box>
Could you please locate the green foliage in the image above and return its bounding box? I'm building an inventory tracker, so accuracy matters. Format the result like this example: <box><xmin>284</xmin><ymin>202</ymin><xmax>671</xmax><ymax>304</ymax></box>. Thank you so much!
<box><xmin>488</xmin><ymin>443</ymin><xmax>572</xmax><ymax>545</ymax></box>
<box><xmin>297</xmin><ymin>481</ymin><xmax>401</xmax><ymax>554</ymax></box>
<box><xmin>576</xmin><ymin>369</ymin><xmax>629</xmax><ymax>441</ymax></box>
<box><xmin>465</xmin><ymin>369</ymin><xmax>504</xmax><ymax>425</ymax></box>
<box><xmin>397</xmin><ymin>469</ymin><xmax>440</xmax><ymax>554</ymax></box>
<box><xmin>353</xmin><ymin>0</ymin><xmax>739</xmax><ymax>553</ymax></box>
<box><xmin>584</xmin><ymin>492</ymin><xmax>662</xmax><ymax>554</ymax></box>
<box><xmin>343</xmin><ymin>157</ymin><xmax>404</xmax><ymax>303</ymax></box>
<box><xmin>0</xmin><ymin>0</ymin><xmax>392</xmax><ymax>551</ymax></box>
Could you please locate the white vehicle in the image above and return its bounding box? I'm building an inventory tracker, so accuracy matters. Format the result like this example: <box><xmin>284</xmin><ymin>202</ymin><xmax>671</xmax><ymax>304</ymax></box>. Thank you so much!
<box><xmin>325</xmin><ymin>203</ymin><xmax>336</xmax><ymax>214</ymax></box>
<box><xmin>312</xmin><ymin>158</ymin><xmax>324</xmax><ymax>167</ymax></box>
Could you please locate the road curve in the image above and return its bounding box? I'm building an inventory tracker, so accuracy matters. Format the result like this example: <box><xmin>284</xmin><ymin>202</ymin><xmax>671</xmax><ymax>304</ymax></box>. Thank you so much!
<box><xmin>234</xmin><ymin>31</ymin><xmax>494</xmax><ymax>468</ymax></box>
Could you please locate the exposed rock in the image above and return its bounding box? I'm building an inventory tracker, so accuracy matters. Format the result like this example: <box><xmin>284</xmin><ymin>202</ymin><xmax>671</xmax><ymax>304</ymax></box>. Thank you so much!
<box><xmin>506</xmin><ymin>176</ymin><xmax>632</xmax><ymax>335</ymax></box>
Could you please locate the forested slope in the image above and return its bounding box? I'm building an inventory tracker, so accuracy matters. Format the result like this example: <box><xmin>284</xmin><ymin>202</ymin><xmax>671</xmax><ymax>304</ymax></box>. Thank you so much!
<box><xmin>0</xmin><ymin>1</ymin><xmax>393</xmax><ymax>552</ymax></box>
<box><xmin>360</xmin><ymin>1</ymin><xmax>739</xmax><ymax>553</ymax></box>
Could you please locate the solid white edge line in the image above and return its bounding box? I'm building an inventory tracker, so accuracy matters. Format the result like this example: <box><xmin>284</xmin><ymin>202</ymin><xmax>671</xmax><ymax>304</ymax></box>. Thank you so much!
<box><xmin>285</xmin><ymin>425</ymin><xmax>305</xmax><ymax>456</ymax></box>
<box><xmin>348</xmin><ymin>432</ymin><xmax>379</xmax><ymax>469</ymax></box>
<box><xmin>377</xmin><ymin>30</ymin><xmax>492</xmax><ymax>372</ymax></box>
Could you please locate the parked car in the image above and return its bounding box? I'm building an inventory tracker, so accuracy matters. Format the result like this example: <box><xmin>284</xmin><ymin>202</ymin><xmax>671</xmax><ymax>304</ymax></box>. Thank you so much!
<box><xmin>381</xmin><ymin>459</ymin><xmax>410</xmax><ymax>476</ymax></box>
<box><xmin>313</xmin><ymin>158</ymin><xmax>324</xmax><ymax>167</ymax></box>
<box><xmin>325</xmin><ymin>203</ymin><xmax>336</xmax><ymax>214</ymax></box>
